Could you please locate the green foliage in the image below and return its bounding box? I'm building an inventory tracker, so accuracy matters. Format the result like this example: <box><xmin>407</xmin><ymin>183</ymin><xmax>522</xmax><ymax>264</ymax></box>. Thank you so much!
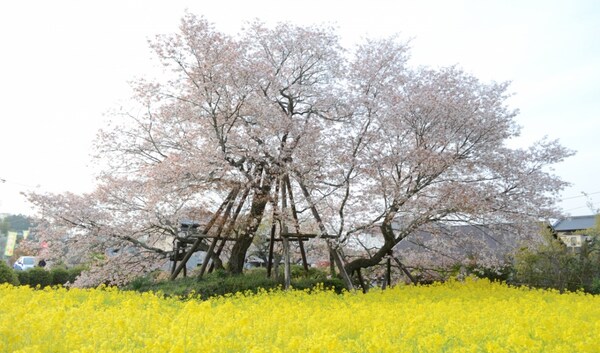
<box><xmin>462</xmin><ymin>264</ymin><xmax>514</xmax><ymax>283</ymax></box>
<box><xmin>16</xmin><ymin>270</ymin><xmax>30</xmax><ymax>286</ymax></box>
<box><xmin>3</xmin><ymin>214</ymin><xmax>32</xmax><ymax>232</ymax></box>
<box><xmin>591</xmin><ymin>278</ymin><xmax>600</xmax><ymax>294</ymax></box>
<box><xmin>27</xmin><ymin>267</ymin><xmax>52</xmax><ymax>288</ymax></box>
<box><xmin>290</xmin><ymin>277</ymin><xmax>345</xmax><ymax>292</ymax></box>
<box><xmin>125</xmin><ymin>267</ymin><xmax>344</xmax><ymax>299</ymax></box>
<box><xmin>128</xmin><ymin>275</ymin><xmax>155</xmax><ymax>291</ymax></box>
<box><xmin>288</xmin><ymin>264</ymin><xmax>328</xmax><ymax>280</ymax></box>
<box><xmin>0</xmin><ymin>261</ymin><xmax>19</xmax><ymax>285</ymax></box>
<box><xmin>514</xmin><ymin>224</ymin><xmax>600</xmax><ymax>293</ymax></box>
<box><xmin>50</xmin><ymin>267</ymin><xmax>70</xmax><ymax>286</ymax></box>
<box><xmin>8</xmin><ymin>265</ymin><xmax>83</xmax><ymax>288</ymax></box>
<box><xmin>0</xmin><ymin>218</ymin><xmax>9</xmax><ymax>235</ymax></box>
<box><xmin>66</xmin><ymin>266</ymin><xmax>85</xmax><ymax>284</ymax></box>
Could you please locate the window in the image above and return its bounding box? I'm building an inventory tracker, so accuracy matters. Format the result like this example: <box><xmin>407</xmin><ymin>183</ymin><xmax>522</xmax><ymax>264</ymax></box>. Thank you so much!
<box><xmin>570</xmin><ymin>236</ymin><xmax>578</xmax><ymax>247</ymax></box>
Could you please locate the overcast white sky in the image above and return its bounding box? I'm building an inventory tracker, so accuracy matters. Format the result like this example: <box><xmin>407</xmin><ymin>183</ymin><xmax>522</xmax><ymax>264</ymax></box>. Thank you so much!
<box><xmin>0</xmin><ymin>0</ymin><xmax>598</xmax><ymax>217</ymax></box>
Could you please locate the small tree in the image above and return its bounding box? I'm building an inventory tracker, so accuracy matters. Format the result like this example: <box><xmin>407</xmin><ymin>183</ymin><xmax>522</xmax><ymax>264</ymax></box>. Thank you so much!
<box><xmin>515</xmin><ymin>217</ymin><xmax>600</xmax><ymax>293</ymax></box>
<box><xmin>0</xmin><ymin>261</ymin><xmax>19</xmax><ymax>285</ymax></box>
<box><xmin>514</xmin><ymin>227</ymin><xmax>575</xmax><ymax>290</ymax></box>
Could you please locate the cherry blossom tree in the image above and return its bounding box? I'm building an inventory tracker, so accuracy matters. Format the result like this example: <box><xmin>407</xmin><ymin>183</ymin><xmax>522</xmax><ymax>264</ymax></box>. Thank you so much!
<box><xmin>25</xmin><ymin>13</ymin><xmax>572</xmax><ymax>287</ymax></box>
<box><xmin>332</xmin><ymin>57</ymin><xmax>573</xmax><ymax>278</ymax></box>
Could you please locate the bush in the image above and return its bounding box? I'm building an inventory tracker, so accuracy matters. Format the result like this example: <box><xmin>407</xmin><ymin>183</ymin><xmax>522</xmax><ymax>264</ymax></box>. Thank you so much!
<box><xmin>16</xmin><ymin>270</ymin><xmax>30</xmax><ymax>286</ymax></box>
<box><xmin>128</xmin><ymin>275</ymin><xmax>155</xmax><ymax>291</ymax></box>
<box><xmin>0</xmin><ymin>261</ymin><xmax>19</xmax><ymax>285</ymax></box>
<box><xmin>590</xmin><ymin>278</ymin><xmax>600</xmax><ymax>295</ymax></box>
<box><xmin>125</xmin><ymin>267</ymin><xmax>343</xmax><ymax>299</ymax></box>
<box><xmin>50</xmin><ymin>267</ymin><xmax>70</xmax><ymax>286</ymax></box>
<box><xmin>67</xmin><ymin>266</ymin><xmax>85</xmax><ymax>284</ymax></box>
<box><xmin>464</xmin><ymin>264</ymin><xmax>514</xmax><ymax>283</ymax></box>
<box><xmin>28</xmin><ymin>267</ymin><xmax>52</xmax><ymax>288</ymax></box>
<box><xmin>291</xmin><ymin>277</ymin><xmax>345</xmax><ymax>293</ymax></box>
<box><xmin>289</xmin><ymin>265</ymin><xmax>329</xmax><ymax>280</ymax></box>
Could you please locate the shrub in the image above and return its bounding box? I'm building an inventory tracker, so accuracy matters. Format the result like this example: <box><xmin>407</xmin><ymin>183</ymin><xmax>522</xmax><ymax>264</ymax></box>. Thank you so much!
<box><xmin>291</xmin><ymin>277</ymin><xmax>345</xmax><ymax>293</ymax></box>
<box><xmin>16</xmin><ymin>270</ymin><xmax>30</xmax><ymax>286</ymax></box>
<box><xmin>0</xmin><ymin>261</ymin><xmax>19</xmax><ymax>285</ymax></box>
<box><xmin>464</xmin><ymin>264</ymin><xmax>514</xmax><ymax>283</ymax></box>
<box><xmin>289</xmin><ymin>265</ymin><xmax>329</xmax><ymax>280</ymax></box>
<box><xmin>28</xmin><ymin>267</ymin><xmax>52</xmax><ymax>288</ymax></box>
<box><xmin>128</xmin><ymin>275</ymin><xmax>155</xmax><ymax>291</ymax></box>
<box><xmin>125</xmin><ymin>266</ymin><xmax>346</xmax><ymax>299</ymax></box>
<box><xmin>67</xmin><ymin>266</ymin><xmax>85</xmax><ymax>283</ymax></box>
<box><xmin>50</xmin><ymin>267</ymin><xmax>70</xmax><ymax>286</ymax></box>
<box><xmin>590</xmin><ymin>278</ymin><xmax>600</xmax><ymax>295</ymax></box>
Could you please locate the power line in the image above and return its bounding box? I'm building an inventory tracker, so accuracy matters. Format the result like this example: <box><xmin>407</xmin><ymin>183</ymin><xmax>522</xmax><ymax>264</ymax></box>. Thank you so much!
<box><xmin>564</xmin><ymin>201</ymin><xmax>600</xmax><ymax>212</ymax></box>
<box><xmin>0</xmin><ymin>177</ymin><xmax>40</xmax><ymax>189</ymax></box>
<box><xmin>561</xmin><ymin>191</ymin><xmax>600</xmax><ymax>201</ymax></box>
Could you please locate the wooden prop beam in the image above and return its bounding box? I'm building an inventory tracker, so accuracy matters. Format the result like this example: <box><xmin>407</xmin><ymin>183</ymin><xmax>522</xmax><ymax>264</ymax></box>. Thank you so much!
<box><xmin>199</xmin><ymin>187</ymin><xmax>240</xmax><ymax>277</ymax></box>
<box><xmin>296</xmin><ymin>178</ymin><xmax>354</xmax><ymax>291</ymax></box>
<box><xmin>169</xmin><ymin>188</ymin><xmax>238</xmax><ymax>280</ymax></box>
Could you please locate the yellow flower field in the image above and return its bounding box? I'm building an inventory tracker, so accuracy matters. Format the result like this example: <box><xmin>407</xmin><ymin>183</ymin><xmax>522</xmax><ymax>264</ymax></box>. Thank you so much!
<box><xmin>0</xmin><ymin>279</ymin><xmax>599</xmax><ymax>352</ymax></box>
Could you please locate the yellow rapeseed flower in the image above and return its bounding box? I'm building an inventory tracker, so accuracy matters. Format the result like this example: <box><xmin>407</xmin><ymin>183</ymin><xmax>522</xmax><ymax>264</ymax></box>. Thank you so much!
<box><xmin>0</xmin><ymin>279</ymin><xmax>599</xmax><ymax>352</ymax></box>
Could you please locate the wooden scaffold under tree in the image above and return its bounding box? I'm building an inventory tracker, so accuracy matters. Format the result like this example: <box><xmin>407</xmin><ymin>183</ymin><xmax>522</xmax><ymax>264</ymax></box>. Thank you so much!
<box><xmin>168</xmin><ymin>172</ymin><xmax>354</xmax><ymax>290</ymax></box>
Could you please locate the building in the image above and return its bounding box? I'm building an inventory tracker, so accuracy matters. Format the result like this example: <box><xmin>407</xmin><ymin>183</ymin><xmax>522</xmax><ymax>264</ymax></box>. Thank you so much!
<box><xmin>552</xmin><ymin>215</ymin><xmax>598</xmax><ymax>248</ymax></box>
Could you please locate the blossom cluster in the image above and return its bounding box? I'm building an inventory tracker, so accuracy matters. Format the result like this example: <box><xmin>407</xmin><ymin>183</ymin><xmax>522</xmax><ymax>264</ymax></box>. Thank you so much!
<box><xmin>1</xmin><ymin>279</ymin><xmax>598</xmax><ymax>352</ymax></box>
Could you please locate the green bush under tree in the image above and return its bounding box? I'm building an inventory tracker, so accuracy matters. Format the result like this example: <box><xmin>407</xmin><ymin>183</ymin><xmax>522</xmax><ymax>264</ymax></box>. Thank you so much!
<box><xmin>16</xmin><ymin>270</ymin><xmax>30</xmax><ymax>286</ymax></box>
<box><xmin>27</xmin><ymin>267</ymin><xmax>53</xmax><ymax>288</ymax></box>
<box><xmin>126</xmin><ymin>266</ymin><xmax>345</xmax><ymax>299</ymax></box>
<box><xmin>9</xmin><ymin>265</ymin><xmax>84</xmax><ymax>288</ymax></box>
<box><xmin>50</xmin><ymin>267</ymin><xmax>70</xmax><ymax>286</ymax></box>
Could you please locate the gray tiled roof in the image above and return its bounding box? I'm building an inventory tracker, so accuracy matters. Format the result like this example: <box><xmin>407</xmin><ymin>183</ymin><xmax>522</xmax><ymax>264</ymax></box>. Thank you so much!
<box><xmin>552</xmin><ymin>215</ymin><xmax>597</xmax><ymax>232</ymax></box>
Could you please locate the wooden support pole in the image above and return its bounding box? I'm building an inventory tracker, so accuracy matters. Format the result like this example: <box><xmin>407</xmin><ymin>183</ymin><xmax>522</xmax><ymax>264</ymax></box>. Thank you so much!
<box><xmin>385</xmin><ymin>256</ymin><xmax>392</xmax><ymax>288</ymax></box>
<box><xmin>266</xmin><ymin>181</ymin><xmax>280</xmax><ymax>278</ymax></box>
<box><xmin>284</xmin><ymin>175</ymin><xmax>309</xmax><ymax>273</ymax></box>
<box><xmin>169</xmin><ymin>188</ymin><xmax>238</xmax><ymax>280</ymax></box>
<box><xmin>296</xmin><ymin>178</ymin><xmax>354</xmax><ymax>291</ymax></box>
<box><xmin>281</xmin><ymin>177</ymin><xmax>291</xmax><ymax>290</ymax></box>
<box><xmin>208</xmin><ymin>239</ymin><xmax>224</xmax><ymax>274</ymax></box>
<box><xmin>170</xmin><ymin>240</ymin><xmax>179</xmax><ymax>276</ymax></box>
<box><xmin>209</xmin><ymin>187</ymin><xmax>250</xmax><ymax>273</ymax></box>
<box><xmin>298</xmin><ymin>241</ymin><xmax>309</xmax><ymax>273</ymax></box>
<box><xmin>391</xmin><ymin>256</ymin><xmax>417</xmax><ymax>285</ymax></box>
<box><xmin>199</xmin><ymin>187</ymin><xmax>240</xmax><ymax>277</ymax></box>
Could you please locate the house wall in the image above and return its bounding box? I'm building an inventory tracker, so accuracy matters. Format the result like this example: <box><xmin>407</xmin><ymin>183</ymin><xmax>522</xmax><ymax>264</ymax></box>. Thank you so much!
<box><xmin>558</xmin><ymin>234</ymin><xmax>588</xmax><ymax>248</ymax></box>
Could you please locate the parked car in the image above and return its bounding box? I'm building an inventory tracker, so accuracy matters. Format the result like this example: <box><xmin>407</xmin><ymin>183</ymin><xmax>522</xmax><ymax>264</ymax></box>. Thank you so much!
<box><xmin>13</xmin><ymin>256</ymin><xmax>36</xmax><ymax>271</ymax></box>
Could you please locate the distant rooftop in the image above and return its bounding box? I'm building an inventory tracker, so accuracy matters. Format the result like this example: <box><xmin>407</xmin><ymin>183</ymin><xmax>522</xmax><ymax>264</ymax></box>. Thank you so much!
<box><xmin>553</xmin><ymin>215</ymin><xmax>598</xmax><ymax>232</ymax></box>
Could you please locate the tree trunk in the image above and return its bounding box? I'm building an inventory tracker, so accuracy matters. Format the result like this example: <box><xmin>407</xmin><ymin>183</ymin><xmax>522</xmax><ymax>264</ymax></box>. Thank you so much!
<box><xmin>227</xmin><ymin>171</ymin><xmax>273</xmax><ymax>274</ymax></box>
<box><xmin>345</xmin><ymin>242</ymin><xmax>394</xmax><ymax>277</ymax></box>
<box><xmin>199</xmin><ymin>187</ymin><xmax>240</xmax><ymax>277</ymax></box>
<box><xmin>228</xmin><ymin>234</ymin><xmax>255</xmax><ymax>274</ymax></box>
<box><xmin>345</xmin><ymin>212</ymin><xmax>398</xmax><ymax>277</ymax></box>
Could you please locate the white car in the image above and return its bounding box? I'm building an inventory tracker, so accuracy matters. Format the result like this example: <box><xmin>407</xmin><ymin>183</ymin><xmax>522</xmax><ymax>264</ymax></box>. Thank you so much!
<box><xmin>13</xmin><ymin>256</ymin><xmax>36</xmax><ymax>271</ymax></box>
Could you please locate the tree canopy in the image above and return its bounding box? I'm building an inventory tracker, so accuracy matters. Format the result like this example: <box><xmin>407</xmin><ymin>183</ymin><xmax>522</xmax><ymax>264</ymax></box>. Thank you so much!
<box><xmin>26</xmin><ymin>14</ymin><xmax>572</xmax><ymax>287</ymax></box>
<box><xmin>1</xmin><ymin>214</ymin><xmax>31</xmax><ymax>233</ymax></box>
